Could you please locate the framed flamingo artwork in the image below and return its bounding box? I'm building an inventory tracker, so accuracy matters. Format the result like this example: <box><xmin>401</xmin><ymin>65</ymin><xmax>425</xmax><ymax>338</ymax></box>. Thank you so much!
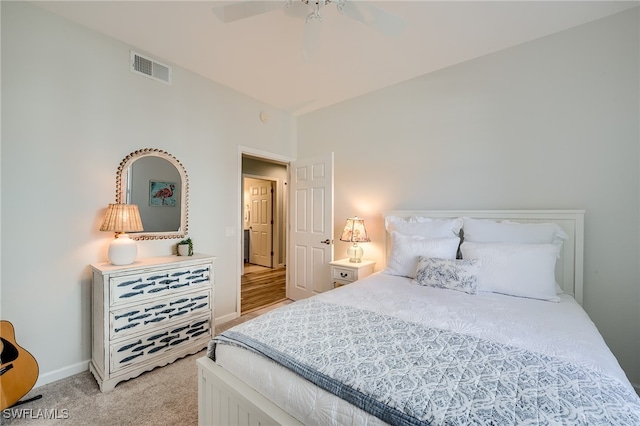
<box><xmin>149</xmin><ymin>181</ymin><xmax>176</xmax><ymax>206</ymax></box>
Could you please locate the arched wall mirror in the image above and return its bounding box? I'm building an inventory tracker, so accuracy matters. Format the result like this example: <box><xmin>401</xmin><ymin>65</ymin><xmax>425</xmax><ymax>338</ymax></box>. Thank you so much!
<box><xmin>115</xmin><ymin>148</ymin><xmax>189</xmax><ymax>240</ymax></box>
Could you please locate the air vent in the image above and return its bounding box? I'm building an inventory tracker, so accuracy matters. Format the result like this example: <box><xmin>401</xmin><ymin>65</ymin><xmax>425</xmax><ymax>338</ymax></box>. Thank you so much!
<box><xmin>130</xmin><ymin>51</ymin><xmax>172</xmax><ymax>84</ymax></box>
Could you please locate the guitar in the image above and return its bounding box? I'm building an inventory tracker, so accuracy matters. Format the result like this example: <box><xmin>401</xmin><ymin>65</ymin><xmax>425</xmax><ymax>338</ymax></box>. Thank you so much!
<box><xmin>0</xmin><ymin>321</ymin><xmax>39</xmax><ymax>410</ymax></box>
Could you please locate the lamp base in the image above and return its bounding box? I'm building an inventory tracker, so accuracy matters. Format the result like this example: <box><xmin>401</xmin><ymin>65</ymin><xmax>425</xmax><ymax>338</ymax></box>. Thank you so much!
<box><xmin>108</xmin><ymin>233</ymin><xmax>138</xmax><ymax>265</ymax></box>
<box><xmin>346</xmin><ymin>243</ymin><xmax>364</xmax><ymax>263</ymax></box>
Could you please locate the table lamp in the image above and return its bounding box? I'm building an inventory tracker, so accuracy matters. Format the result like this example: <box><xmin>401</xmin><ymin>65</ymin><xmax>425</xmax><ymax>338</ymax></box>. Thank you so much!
<box><xmin>100</xmin><ymin>203</ymin><xmax>144</xmax><ymax>265</ymax></box>
<box><xmin>340</xmin><ymin>217</ymin><xmax>370</xmax><ymax>263</ymax></box>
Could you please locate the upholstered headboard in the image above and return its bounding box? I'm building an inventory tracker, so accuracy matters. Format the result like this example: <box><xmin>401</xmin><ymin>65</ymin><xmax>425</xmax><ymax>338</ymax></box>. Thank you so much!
<box><xmin>382</xmin><ymin>210</ymin><xmax>585</xmax><ymax>304</ymax></box>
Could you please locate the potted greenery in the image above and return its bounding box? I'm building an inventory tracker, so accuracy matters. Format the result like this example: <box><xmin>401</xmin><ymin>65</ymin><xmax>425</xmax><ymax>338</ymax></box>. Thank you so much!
<box><xmin>177</xmin><ymin>238</ymin><xmax>193</xmax><ymax>256</ymax></box>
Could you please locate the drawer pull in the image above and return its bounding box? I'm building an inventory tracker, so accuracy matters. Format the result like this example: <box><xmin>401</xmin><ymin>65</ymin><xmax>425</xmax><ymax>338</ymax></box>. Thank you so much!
<box><xmin>118</xmin><ymin>278</ymin><xmax>142</xmax><ymax>287</ymax></box>
<box><xmin>118</xmin><ymin>340</ymin><xmax>142</xmax><ymax>352</ymax></box>
<box><xmin>132</xmin><ymin>282</ymin><xmax>155</xmax><ymax>290</ymax></box>
<box><xmin>159</xmin><ymin>279</ymin><xmax>179</xmax><ymax>285</ymax></box>
<box><xmin>171</xmin><ymin>283</ymin><xmax>189</xmax><ymax>289</ymax></box>
<box><xmin>115</xmin><ymin>323</ymin><xmax>139</xmax><ymax>333</ymax></box>
<box><xmin>171</xmin><ymin>324</ymin><xmax>190</xmax><ymax>334</ymax></box>
<box><xmin>155</xmin><ymin>309</ymin><xmax>175</xmax><ymax>316</ymax></box>
<box><xmin>148</xmin><ymin>344</ymin><xmax>169</xmax><ymax>354</ymax></box>
<box><xmin>144</xmin><ymin>317</ymin><xmax>166</xmax><ymax>325</ymax></box>
<box><xmin>145</xmin><ymin>304</ymin><xmax>166</xmax><ymax>312</ymax></box>
<box><xmin>192</xmin><ymin>268</ymin><xmax>209</xmax><ymax>274</ymax></box>
<box><xmin>170</xmin><ymin>337</ymin><xmax>189</xmax><ymax>346</ymax></box>
<box><xmin>169</xmin><ymin>310</ymin><xmax>188</xmax><ymax>319</ymax></box>
<box><xmin>186</xmin><ymin>326</ymin><xmax>204</xmax><ymax>335</ymax></box>
<box><xmin>147</xmin><ymin>332</ymin><xmax>169</xmax><ymax>341</ymax></box>
<box><xmin>131</xmin><ymin>342</ymin><xmax>155</xmax><ymax>352</ymax></box>
<box><xmin>171</xmin><ymin>270</ymin><xmax>191</xmax><ymax>277</ymax></box>
<box><xmin>147</xmin><ymin>274</ymin><xmax>169</xmax><ymax>281</ymax></box>
<box><xmin>120</xmin><ymin>353</ymin><xmax>144</xmax><ymax>364</ymax></box>
<box><xmin>192</xmin><ymin>319</ymin><xmax>208</xmax><ymax>328</ymax></box>
<box><xmin>114</xmin><ymin>310</ymin><xmax>140</xmax><ymax>320</ymax></box>
<box><xmin>121</xmin><ymin>290</ymin><xmax>144</xmax><ymax>298</ymax></box>
<box><xmin>160</xmin><ymin>335</ymin><xmax>179</xmax><ymax>343</ymax></box>
<box><xmin>186</xmin><ymin>274</ymin><xmax>203</xmax><ymax>280</ymax></box>
<box><xmin>148</xmin><ymin>286</ymin><xmax>170</xmax><ymax>293</ymax></box>
<box><xmin>129</xmin><ymin>313</ymin><xmax>152</xmax><ymax>322</ymax></box>
<box><xmin>191</xmin><ymin>303</ymin><xmax>207</xmax><ymax>311</ymax></box>
<box><xmin>340</xmin><ymin>272</ymin><xmax>348</xmax><ymax>278</ymax></box>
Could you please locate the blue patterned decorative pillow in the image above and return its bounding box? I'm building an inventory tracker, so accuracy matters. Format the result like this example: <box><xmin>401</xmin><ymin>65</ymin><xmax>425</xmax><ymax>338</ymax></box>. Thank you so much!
<box><xmin>415</xmin><ymin>257</ymin><xmax>481</xmax><ymax>294</ymax></box>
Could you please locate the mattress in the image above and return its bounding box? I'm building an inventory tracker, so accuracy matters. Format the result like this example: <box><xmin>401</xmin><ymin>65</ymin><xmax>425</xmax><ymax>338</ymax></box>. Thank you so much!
<box><xmin>212</xmin><ymin>272</ymin><xmax>639</xmax><ymax>425</ymax></box>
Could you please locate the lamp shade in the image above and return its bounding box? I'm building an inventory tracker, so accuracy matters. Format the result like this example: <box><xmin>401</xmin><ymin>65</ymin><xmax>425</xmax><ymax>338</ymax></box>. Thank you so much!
<box><xmin>100</xmin><ymin>204</ymin><xmax>144</xmax><ymax>233</ymax></box>
<box><xmin>100</xmin><ymin>204</ymin><xmax>143</xmax><ymax>265</ymax></box>
<box><xmin>339</xmin><ymin>217</ymin><xmax>370</xmax><ymax>243</ymax></box>
<box><xmin>340</xmin><ymin>217</ymin><xmax>370</xmax><ymax>263</ymax></box>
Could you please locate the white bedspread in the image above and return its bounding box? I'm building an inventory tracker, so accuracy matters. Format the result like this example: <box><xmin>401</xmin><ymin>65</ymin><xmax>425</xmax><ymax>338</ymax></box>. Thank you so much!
<box><xmin>215</xmin><ymin>272</ymin><xmax>636</xmax><ymax>425</ymax></box>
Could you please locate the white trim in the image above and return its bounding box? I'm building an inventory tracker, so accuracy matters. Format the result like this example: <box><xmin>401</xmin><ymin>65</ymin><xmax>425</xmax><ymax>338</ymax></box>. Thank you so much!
<box><xmin>237</xmin><ymin>146</ymin><xmax>293</xmax><ymax>318</ymax></box>
<box><xmin>215</xmin><ymin>312</ymin><xmax>240</xmax><ymax>327</ymax></box>
<box><xmin>34</xmin><ymin>360</ymin><xmax>89</xmax><ymax>389</ymax></box>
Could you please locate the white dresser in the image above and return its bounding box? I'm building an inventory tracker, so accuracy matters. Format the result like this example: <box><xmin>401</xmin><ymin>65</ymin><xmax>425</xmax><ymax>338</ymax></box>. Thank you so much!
<box><xmin>90</xmin><ymin>254</ymin><xmax>216</xmax><ymax>392</ymax></box>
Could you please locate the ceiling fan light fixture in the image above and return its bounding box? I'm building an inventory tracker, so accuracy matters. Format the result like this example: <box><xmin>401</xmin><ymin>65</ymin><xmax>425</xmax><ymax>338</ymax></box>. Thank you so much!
<box><xmin>297</xmin><ymin>0</ymin><xmax>346</xmax><ymax>22</ymax></box>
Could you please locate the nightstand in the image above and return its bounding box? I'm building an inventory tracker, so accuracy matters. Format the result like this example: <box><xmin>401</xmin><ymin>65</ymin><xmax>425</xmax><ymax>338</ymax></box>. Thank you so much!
<box><xmin>329</xmin><ymin>259</ymin><xmax>376</xmax><ymax>288</ymax></box>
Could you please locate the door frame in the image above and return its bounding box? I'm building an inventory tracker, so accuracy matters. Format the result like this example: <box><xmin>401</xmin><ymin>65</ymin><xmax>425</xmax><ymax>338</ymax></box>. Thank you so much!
<box><xmin>237</xmin><ymin>146</ymin><xmax>293</xmax><ymax>317</ymax></box>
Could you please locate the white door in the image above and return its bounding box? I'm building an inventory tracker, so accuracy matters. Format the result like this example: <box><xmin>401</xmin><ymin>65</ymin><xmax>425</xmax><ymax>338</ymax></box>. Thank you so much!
<box><xmin>247</xmin><ymin>178</ymin><xmax>273</xmax><ymax>268</ymax></box>
<box><xmin>288</xmin><ymin>153</ymin><xmax>334</xmax><ymax>300</ymax></box>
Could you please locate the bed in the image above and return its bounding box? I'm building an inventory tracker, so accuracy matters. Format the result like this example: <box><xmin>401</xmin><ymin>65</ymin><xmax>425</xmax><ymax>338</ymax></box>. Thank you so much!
<box><xmin>197</xmin><ymin>210</ymin><xmax>640</xmax><ymax>425</ymax></box>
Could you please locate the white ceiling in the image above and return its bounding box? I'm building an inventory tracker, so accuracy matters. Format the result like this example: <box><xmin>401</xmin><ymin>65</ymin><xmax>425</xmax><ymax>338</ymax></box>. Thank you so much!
<box><xmin>33</xmin><ymin>1</ymin><xmax>638</xmax><ymax>115</ymax></box>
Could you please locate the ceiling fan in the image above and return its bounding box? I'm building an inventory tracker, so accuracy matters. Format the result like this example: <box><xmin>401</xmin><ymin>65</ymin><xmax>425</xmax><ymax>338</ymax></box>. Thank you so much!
<box><xmin>212</xmin><ymin>0</ymin><xmax>408</xmax><ymax>37</ymax></box>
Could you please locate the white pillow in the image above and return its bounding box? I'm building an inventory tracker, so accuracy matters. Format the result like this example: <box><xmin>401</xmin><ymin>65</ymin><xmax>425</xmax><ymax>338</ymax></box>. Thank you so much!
<box><xmin>462</xmin><ymin>217</ymin><xmax>567</xmax><ymax>252</ymax></box>
<box><xmin>415</xmin><ymin>257</ymin><xmax>481</xmax><ymax>294</ymax></box>
<box><xmin>383</xmin><ymin>232</ymin><xmax>460</xmax><ymax>278</ymax></box>
<box><xmin>460</xmin><ymin>241</ymin><xmax>561</xmax><ymax>302</ymax></box>
<box><xmin>385</xmin><ymin>216</ymin><xmax>462</xmax><ymax>239</ymax></box>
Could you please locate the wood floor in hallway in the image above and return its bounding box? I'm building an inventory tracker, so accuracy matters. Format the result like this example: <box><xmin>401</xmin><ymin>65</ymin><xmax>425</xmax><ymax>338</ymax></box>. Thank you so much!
<box><xmin>241</xmin><ymin>265</ymin><xmax>287</xmax><ymax>314</ymax></box>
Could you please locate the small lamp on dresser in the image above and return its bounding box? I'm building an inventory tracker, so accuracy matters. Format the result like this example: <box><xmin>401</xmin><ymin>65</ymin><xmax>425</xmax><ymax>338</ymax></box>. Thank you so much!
<box><xmin>100</xmin><ymin>203</ymin><xmax>144</xmax><ymax>265</ymax></box>
<box><xmin>340</xmin><ymin>216</ymin><xmax>370</xmax><ymax>263</ymax></box>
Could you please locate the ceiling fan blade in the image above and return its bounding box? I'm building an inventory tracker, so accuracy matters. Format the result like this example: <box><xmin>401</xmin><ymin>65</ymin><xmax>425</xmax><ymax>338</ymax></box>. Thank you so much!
<box><xmin>212</xmin><ymin>1</ymin><xmax>283</xmax><ymax>23</ymax></box>
<box><xmin>341</xmin><ymin>2</ymin><xmax>407</xmax><ymax>36</ymax></box>
<box><xmin>283</xmin><ymin>1</ymin><xmax>311</xmax><ymax>20</ymax></box>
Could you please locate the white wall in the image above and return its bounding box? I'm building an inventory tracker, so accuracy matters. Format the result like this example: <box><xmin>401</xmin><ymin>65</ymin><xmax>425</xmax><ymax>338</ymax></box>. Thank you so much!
<box><xmin>1</xmin><ymin>1</ymin><xmax>294</xmax><ymax>385</ymax></box>
<box><xmin>298</xmin><ymin>9</ymin><xmax>640</xmax><ymax>388</ymax></box>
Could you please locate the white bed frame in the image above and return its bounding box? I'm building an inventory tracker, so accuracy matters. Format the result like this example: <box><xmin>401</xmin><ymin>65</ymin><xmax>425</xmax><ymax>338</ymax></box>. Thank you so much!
<box><xmin>197</xmin><ymin>209</ymin><xmax>585</xmax><ymax>426</ymax></box>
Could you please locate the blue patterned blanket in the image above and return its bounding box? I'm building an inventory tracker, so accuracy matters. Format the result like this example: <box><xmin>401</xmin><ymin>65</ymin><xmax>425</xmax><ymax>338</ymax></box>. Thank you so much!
<box><xmin>210</xmin><ymin>299</ymin><xmax>640</xmax><ymax>425</ymax></box>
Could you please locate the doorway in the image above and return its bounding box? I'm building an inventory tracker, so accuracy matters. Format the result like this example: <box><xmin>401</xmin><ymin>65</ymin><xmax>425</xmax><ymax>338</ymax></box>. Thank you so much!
<box><xmin>244</xmin><ymin>177</ymin><xmax>274</xmax><ymax>268</ymax></box>
<box><xmin>241</xmin><ymin>155</ymin><xmax>288</xmax><ymax>314</ymax></box>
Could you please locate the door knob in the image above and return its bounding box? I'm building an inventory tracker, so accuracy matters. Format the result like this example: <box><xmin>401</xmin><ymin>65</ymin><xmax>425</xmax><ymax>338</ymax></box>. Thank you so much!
<box><xmin>320</xmin><ymin>239</ymin><xmax>331</xmax><ymax>245</ymax></box>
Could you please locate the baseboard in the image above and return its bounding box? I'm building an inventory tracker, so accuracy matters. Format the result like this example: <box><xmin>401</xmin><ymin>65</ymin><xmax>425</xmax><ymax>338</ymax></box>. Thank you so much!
<box><xmin>34</xmin><ymin>360</ymin><xmax>90</xmax><ymax>389</ymax></box>
<box><xmin>215</xmin><ymin>311</ymin><xmax>240</xmax><ymax>326</ymax></box>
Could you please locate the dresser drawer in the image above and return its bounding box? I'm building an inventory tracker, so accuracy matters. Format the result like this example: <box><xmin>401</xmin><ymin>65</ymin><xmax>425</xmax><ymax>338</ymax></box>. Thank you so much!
<box><xmin>332</xmin><ymin>267</ymin><xmax>354</xmax><ymax>281</ymax></box>
<box><xmin>110</xmin><ymin>315</ymin><xmax>211</xmax><ymax>373</ymax></box>
<box><xmin>110</xmin><ymin>264</ymin><xmax>211</xmax><ymax>307</ymax></box>
<box><xmin>110</xmin><ymin>289</ymin><xmax>211</xmax><ymax>340</ymax></box>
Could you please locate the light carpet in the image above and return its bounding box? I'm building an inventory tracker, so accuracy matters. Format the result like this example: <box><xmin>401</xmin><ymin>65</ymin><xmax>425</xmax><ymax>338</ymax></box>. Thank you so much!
<box><xmin>1</xmin><ymin>302</ymin><xmax>290</xmax><ymax>426</ymax></box>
